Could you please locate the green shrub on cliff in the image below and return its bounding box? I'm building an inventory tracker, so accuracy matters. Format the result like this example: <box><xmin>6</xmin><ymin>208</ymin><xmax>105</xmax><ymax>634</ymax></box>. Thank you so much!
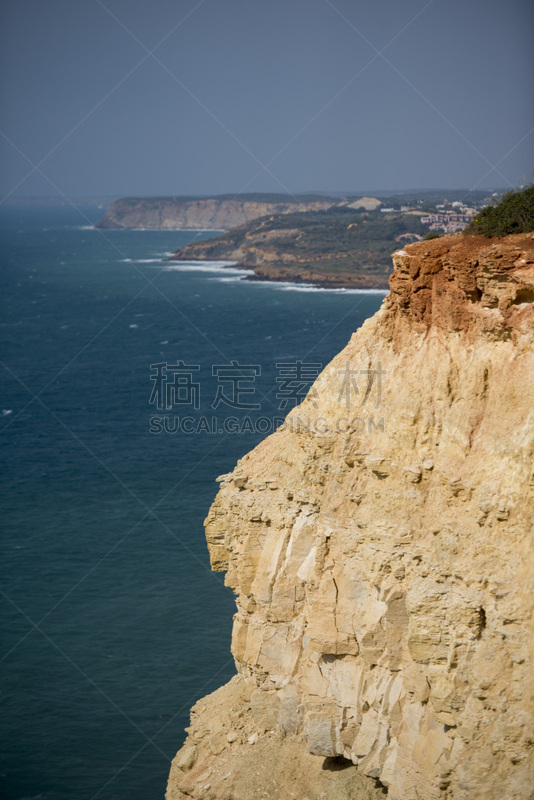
<box><xmin>464</xmin><ymin>184</ymin><xmax>534</xmax><ymax>236</ymax></box>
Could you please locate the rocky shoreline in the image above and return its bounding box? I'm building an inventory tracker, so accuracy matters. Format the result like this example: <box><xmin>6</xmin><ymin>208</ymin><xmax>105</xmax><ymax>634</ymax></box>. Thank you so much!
<box><xmin>169</xmin><ymin>256</ymin><xmax>390</xmax><ymax>290</ymax></box>
<box><xmin>165</xmin><ymin>204</ymin><xmax>429</xmax><ymax>289</ymax></box>
<box><xmin>243</xmin><ymin>271</ymin><xmax>389</xmax><ymax>290</ymax></box>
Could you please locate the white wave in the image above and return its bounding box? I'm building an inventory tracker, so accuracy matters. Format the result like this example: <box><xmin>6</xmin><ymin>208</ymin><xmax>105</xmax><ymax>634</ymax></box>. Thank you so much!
<box><xmin>41</xmin><ymin>225</ymin><xmax>95</xmax><ymax>232</ymax></box>
<box><xmin>280</xmin><ymin>285</ymin><xmax>389</xmax><ymax>295</ymax></box>
<box><xmin>212</xmin><ymin>276</ymin><xmax>251</xmax><ymax>282</ymax></box>
<box><xmin>207</xmin><ymin>275</ymin><xmax>387</xmax><ymax>293</ymax></box>
<box><xmin>118</xmin><ymin>257</ymin><xmax>164</xmax><ymax>264</ymax></box>
<box><xmin>167</xmin><ymin>259</ymin><xmax>238</xmax><ymax>267</ymax></box>
<box><xmin>120</xmin><ymin>227</ymin><xmax>224</xmax><ymax>232</ymax></box>
<box><xmin>251</xmin><ymin>280</ymin><xmax>388</xmax><ymax>295</ymax></box>
<box><xmin>166</xmin><ymin>265</ymin><xmax>251</xmax><ymax>275</ymax></box>
<box><xmin>164</xmin><ymin>260</ymin><xmax>252</xmax><ymax>276</ymax></box>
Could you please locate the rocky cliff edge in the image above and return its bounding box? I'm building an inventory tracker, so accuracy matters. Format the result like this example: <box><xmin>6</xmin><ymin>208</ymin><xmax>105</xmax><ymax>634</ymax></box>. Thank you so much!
<box><xmin>95</xmin><ymin>196</ymin><xmax>335</xmax><ymax>229</ymax></box>
<box><xmin>167</xmin><ymin>233</ymin><xmax>534</xmax><ymax>800</ymax></box>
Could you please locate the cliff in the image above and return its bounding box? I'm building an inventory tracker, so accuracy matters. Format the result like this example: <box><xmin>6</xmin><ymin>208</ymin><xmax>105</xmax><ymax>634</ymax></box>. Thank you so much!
<box><xmin>95</xmin><ymin>195</ymin><xmax>336</xmax><ymax>230</ymax></box>
<box><xmin>167</xmin><ymin>233</ymin><xmax>534</xmax><ymax>800</ymax></box>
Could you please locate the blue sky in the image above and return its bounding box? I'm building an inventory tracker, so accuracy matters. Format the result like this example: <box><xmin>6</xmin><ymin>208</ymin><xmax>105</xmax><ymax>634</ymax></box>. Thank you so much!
<box><xmin>1</xmin><ymin>0</ymin><xmax>532</xmax><ymax>198</ymax></box>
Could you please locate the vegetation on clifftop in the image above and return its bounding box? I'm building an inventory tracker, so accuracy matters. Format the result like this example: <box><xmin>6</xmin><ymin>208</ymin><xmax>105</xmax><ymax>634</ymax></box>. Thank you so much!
<box><xmin>464</xmin><ymin>184</ymin><xmax>534</xmax><ymax>236</ymax></box>
<box><xmin>172</xmin><ymin>207</ymin><xmax>428</xmax><ymax>283</ymax></box>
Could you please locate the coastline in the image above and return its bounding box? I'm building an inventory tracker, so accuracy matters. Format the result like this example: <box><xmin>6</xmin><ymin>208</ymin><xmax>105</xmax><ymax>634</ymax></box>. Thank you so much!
<box><xmin>167</xmin><ymin>256</ymin><xmax>390</xmax><ymax>291</ymax></box>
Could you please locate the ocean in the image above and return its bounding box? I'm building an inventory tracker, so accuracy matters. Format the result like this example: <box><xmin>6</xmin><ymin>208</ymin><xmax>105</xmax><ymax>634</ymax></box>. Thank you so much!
<box><xmin>0</xmin><ymin>203</ymin><xmax>386</xmax><ymax>800</ymax></box>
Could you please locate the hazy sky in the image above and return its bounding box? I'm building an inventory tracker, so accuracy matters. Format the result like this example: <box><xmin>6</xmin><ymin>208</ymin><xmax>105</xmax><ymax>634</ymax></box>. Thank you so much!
<box><xmin>1</xmin><ymin>0</ymin><xmax>532</xmax><ymax>198</ymax></box>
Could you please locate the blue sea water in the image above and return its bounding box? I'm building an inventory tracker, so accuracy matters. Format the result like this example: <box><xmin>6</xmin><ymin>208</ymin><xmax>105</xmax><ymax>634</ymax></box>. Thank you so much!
<box><xmin>0</xmin><ymin>204</ymin><xmax>385</xmax><ymax>800</ymax></box>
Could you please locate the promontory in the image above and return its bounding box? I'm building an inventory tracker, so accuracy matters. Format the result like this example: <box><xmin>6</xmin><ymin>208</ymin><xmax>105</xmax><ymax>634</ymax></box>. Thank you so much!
<box><xmin>95</xmin><ymin>194</ymin><xmax>338</xmax><ymax>230</ymax></box>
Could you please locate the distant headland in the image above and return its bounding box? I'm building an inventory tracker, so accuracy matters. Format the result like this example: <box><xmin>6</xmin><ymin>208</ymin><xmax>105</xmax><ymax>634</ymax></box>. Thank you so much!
<box><xmin>95</xmin><ymin>194</ymin><xmax>337</xmax><ymax>230</ymax></box>
<box><xmin>96</xmin><ymin>191</ymin><xmax>501</xmax><ymax>290</ymax></box>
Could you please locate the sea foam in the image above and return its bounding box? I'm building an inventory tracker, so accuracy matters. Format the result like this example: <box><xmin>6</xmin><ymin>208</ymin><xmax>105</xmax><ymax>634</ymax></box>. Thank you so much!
<box><xmin>163</xmin><ymin>260</ymin><xmax>249</xmax><ymax>276</ymax></box>
<box><xmin>249</xmin><ymin>280</ymin><xmax>389</xmax><ymax>295</ymax></box>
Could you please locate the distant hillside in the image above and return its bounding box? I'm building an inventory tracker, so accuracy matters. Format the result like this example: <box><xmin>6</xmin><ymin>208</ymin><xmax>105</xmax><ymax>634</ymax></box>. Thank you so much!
<box><xmin>95</xmin><ymin>194</ymin><xmax>339</xmax><ymax>230</ymax></box>
<box><xmin>168</xmin><ymin>207</ymin><xmax>428</xmax><ymax>289</ymax></box>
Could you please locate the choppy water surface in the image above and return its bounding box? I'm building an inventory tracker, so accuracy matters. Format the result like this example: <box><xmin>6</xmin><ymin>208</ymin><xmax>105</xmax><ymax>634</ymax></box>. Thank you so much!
<box><xmin>0</xmin><ymin>204</ymin><xmax>385</xmax><ymax>800</ymax></box>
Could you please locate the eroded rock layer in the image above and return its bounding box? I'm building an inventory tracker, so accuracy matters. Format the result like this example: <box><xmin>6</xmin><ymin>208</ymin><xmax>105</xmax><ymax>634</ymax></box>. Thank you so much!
<box><xmin>96</xmin><ymin>196</ymin><xmax>334</xmax><ymax>230</ymax></box>
<box><xmin>167</xmin><ymin>233</ymin><xmax>534</xmax><ymax>800</ymax></box>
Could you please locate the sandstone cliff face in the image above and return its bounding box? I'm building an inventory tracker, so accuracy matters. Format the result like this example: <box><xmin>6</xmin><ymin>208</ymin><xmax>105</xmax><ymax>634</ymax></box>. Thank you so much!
<box><xmin>96</xmin><ymin>197</ymin><xmax>334</xmax><ymax>229</ymax></box>
<box><xmin>167</xmin><ymin>234</ymin><xmax>534</xmax><ymax>800</ymax></box>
